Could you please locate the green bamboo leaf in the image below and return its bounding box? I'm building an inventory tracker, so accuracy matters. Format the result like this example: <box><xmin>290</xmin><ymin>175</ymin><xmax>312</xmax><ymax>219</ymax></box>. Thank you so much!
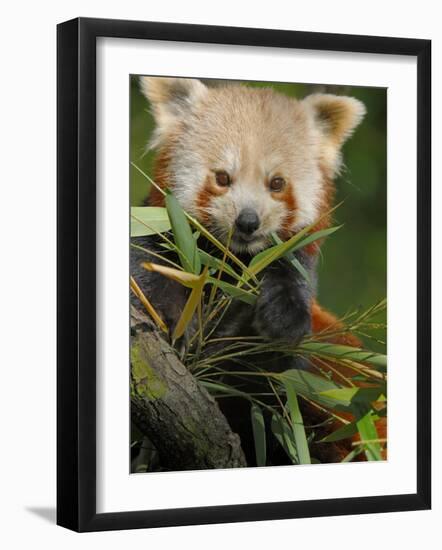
<box><xmin>250</xmin><ymin>404</ymin><xmax>267</xmax><ymax>467</ymax></box>
<box><xmin>318</xmin><ymin>387</ymin><xmax>385</xmax><ymax>407</ymax></box>
<box><xmin>289</xmin><ymin>256</ymin><xmax>312</xmax><ymax>285</ymax></box>
<box><xmin>298</xmin><ymin>342</ymin><xmax>387</xmax><ymax>371</ymax></box>
<box><xmin>278</xmin><ymin>369</ymin><xmax>341</xmax><ymax>409</ymax></box>
<box><xmin>356</xmin><ymin>411</ymin><xmax>383</xmax><ymax>461</ymax></box>
<box><xmin>131</xmin><ymin>207</ymin><xmax>171</xmax><ymax>237</ymax></box>
<box><xmin>283</xmin><ymin>380</ymin><xmax>311</xmax><ymax>464</ymax></box>
<box><xmin>271</xmin><ymin>414</ymin><xmax>298</xmax><ymax>463</ymax></box>
<box><xmin>320</xmin><ymin>421</ymin><xmax>358</xmax><ymax>443</ymax></box>
<box><xmin>198</xmin><ymin>249</ymin><xmax>240</xmax><ymax>280</ymax></box>
<box><xmin>320</xmin><ymin>412</ymin><xmax>381</xmax><ymax>443</ymax></box>
<box><xmin>248</xmin><ymin>236</ymin><xmax>301</xmax><ymax>273</ymax></box>
<box><xmin>248</xmin><ymin>225</ymin><xmax>341</xmax><ymax>277</ymax></box>
<box><xmin>290</xmin><ymin>226</ymin><xmax>342</xmax><ymax>254</ymax></box>
<box><xmin>270</xmin><ymin>233</ymin><xmax>312</xmax><ymax>285</ymax></box>
<box><xmin>208</xmin><ymin>278</ymin><xmax>257</xmax><ymax>305</ymax></box>
<box><xmin>165</xmin><ymin>192</ymin><xmax>201</xmax><ymax>274</ymax></box>
<box><xmin>187</xmin><ymin>215</ymin><xmax>258</xmax><ymax>282</ymax></box>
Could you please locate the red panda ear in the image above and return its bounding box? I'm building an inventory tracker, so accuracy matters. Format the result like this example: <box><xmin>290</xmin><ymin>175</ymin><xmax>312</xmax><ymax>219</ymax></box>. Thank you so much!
<box><xmin>303</xmin><ymin>93</ymin><xmax>366</xmax><ymax>146</ymax></box>
<box><xmin>303</xmin><ymin>93</ymin><xmax>366</xmax><ymax>175</ymax></box>
<box><xmin>139</xmin><ymin>77</ymin><xmax>208</xmax><ymax>147</ymax></box>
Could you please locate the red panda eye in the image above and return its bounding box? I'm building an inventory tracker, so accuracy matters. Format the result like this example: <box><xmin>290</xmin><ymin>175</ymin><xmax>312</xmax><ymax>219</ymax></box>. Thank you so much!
<box><xmin>269</xmin><ymin>177</ymin><xmax>286</xmax><ymax>192</ymax></box>
<box><xmin>215</xmin><ymin>171</ymin><xmax>231</xmax><ymax>187</ymax></box>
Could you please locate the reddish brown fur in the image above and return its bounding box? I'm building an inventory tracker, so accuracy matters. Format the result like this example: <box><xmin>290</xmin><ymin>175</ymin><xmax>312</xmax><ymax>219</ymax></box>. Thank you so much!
<box><xmin>274</xmin><ymin>164</ymin><xmax>336</xmax><ymax>255</ymax></box>
<box><xmin>311</xmin><ymin>301</ymin><xmax>361</xmax><ymax>348</ymax></box>
<box><xmin>195</xmin><ymin>175</ymin><xmax>229</xmax><ymax>224</ymax></box>
<box><xmin>148</xmin><ymin>146</ymin><xmax>170</xmax><ymax>206</ymax></box>
<box><xmin>147</xmin><ymin>133</ymin><xmax>185</xmax><ymax>207</ymax></box>
<box><xmin>273</xmin><ymin>180</ymin><xmax>297</xmax><ymax>239</ymax></box>
<box><xmin>317</xmin><ymin>161</ymin><xmax>338</xmax><ymax>227</ymax></box>
<box><xmin>309</xmin><ymin>300</ymin><xmax>387</xmax><ymax>460</ymax></box>
<box><xmin>306</xmin><ymin>164</ymin><xmax>336</xmax><ymax>255</ymax></box>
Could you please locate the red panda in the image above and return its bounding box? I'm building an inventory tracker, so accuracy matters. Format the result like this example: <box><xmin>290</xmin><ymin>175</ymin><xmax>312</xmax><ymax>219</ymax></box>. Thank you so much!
<box><xmin>131</xmin><ymin>77</ymin><xmax>385</xmax><ymax>464</ymax></box>
<box><xmin>139</xmin><ymin>77</ymin><xmax>365</xmax><ymax>340</ymax></box>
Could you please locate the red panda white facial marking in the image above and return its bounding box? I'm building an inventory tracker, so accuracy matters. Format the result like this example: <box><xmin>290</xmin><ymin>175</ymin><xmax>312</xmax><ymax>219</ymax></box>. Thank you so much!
<box><xmin>140</xmin><ymin>77</ymin><xmax>365</xmax><ymax>255</ymax></box>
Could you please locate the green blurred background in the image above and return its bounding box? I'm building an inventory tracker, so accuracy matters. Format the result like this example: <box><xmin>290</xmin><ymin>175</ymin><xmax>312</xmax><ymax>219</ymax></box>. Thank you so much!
<box><xmin>130</xmin><ymin>77</ymin><xmax>387</xmax><ymax>348</ymax></box>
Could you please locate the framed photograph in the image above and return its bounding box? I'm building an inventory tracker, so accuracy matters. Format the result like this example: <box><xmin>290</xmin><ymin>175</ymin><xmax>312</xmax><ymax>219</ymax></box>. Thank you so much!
<box><xmin>57</xmin><ymin>17</ymin><xmax>431</xmax><ymax>532</ymax></box>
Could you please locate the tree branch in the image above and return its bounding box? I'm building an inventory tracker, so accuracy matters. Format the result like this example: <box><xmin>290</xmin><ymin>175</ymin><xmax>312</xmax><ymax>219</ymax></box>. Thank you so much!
<box><xmin>130</xmin><ymin>307</ymin><xmax>247</xmax><ymax>470</ymax></box>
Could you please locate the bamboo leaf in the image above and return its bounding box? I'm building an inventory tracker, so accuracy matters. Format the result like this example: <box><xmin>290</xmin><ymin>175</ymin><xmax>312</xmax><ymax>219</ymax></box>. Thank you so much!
<box><xmin>270</xmin><ymin>233</ymin><xmax>312</xmax><ymax>285</ymax></box>
<box><xmin>248</xmin><ymin>235</ymin><xmax>303</xmax><ymax>274</ymax></box>
<box><xmin>320</xmin><ymin>421</ymin><xmax>358</xmax><ymax>443</ymax></box>
<box><xmin>172</xmin><ymin>267</ymin><xmax>209</xmax><ymax>340</ymax></box>
<box><xmin>199</xmin><ymin>381</ymin><xmax>254</xmax><ymax>400</ymax></box>
<box><xmin>291</xmin><ymin>226</ymin><xmax>342</xmax><ymax>254</ymax></box>
<box><xmin>318</xmin><ymin>387</ymin><xmax>385</xmax><ymax>407</ymax></box>
<box><xmin>289</xmin><ymin>255</ymin><xmax>312</xmax><ymax>285</ymax></box>
<box><xmin>208</xmin><ymin>278</ymin><xmax>257</xmax><ymax>305</ymax></box>
<box><xmin>356</xmin><ymin>411</ymin><xmax>383</xmax><ymax>461</ymax></box>
<box><xmin>250</xmin><ymin>404</ymin><xmax>267</xmax><ymax>467</ymax></box>
<box><xmin>165</xmin><ymin>192</ymin><xmax>201</xmax><ymax>274</ymax></box>
<box><xmin>283</xmin><ymin>380</ymin><xmax>311</xmax><ymax>464</ymax></box>
<box><xmin>278</xmin><ymin>369</ymin><xmax>341</xmax><ymax>409</ymax></box>
<box><xmin>271</xmin><ymin>414</ymin><xmax>298</xmax><ymax>463</ymax></box>
<box><xmin>131</xmin><ymin>207</ymin><xmax>171</xmax><ymax>237</ymax></box>
<box><xmin>187</xmin><ymin>214</ymin><xmax>257</xmax><ymax>282</ymax></box>
<box><xmin>341</xmin><ymin>447</ymin><xmax>363</xmax><ymax>463</ymax></box>
<box><xmin>198</xmin><ymin>249</ymin><xmax>241</xmax><ymax>280</ymax></box>
<box><xmin>249</xmin><ymin>225</ymin><xmax>341</xmax><ymax>275</ymax></box>
<box><xmin>298</xmin><ymin>342</ymin><xmax>387</xmax><ymax>371</ymax></box>
<box><xmin>248</xmin><ymin>225</ymin><xmax>341</xmax><ymax>277</ymax></box>
<box><xmin>129</xmin><ymin>276</ymin><xmax>168</xmax><ymax>334</ymax></box>
<box><xmin>142</xmin><ymin>262</ymin><xmax>200</xmax><ymax>288</ymax></box>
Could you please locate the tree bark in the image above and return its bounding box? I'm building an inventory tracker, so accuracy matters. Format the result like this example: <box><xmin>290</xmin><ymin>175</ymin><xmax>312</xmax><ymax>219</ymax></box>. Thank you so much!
<box><xmin>130</xmin><ymin>307</ymin><xmax>247</xmax><ymax>470</ymax></box>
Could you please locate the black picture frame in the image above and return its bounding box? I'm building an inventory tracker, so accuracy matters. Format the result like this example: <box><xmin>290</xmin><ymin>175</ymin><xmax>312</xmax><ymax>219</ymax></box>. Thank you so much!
<box><xmin>57</xmin><ymin>17</ymin><xmax>431</xmax><ymax>532</ymax></box>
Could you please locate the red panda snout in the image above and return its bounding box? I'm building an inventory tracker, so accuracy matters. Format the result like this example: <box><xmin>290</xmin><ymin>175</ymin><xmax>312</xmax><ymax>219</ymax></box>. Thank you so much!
<box><xmin>235</xmin><ymin>208</ymin><xmax>260</xmax><ymax>236</ymax></box>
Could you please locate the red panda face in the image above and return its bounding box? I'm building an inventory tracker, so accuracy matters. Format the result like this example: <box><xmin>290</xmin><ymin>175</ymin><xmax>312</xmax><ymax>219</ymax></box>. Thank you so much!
<box><xmin>181</xmin><ymin>119</ymin><xmax>322</xmax><ymax>254</ymax></box>
<box><xmin>140</xmin><ymin>78</ymin><xmax>365</xmax><ymax>254</ymax></box>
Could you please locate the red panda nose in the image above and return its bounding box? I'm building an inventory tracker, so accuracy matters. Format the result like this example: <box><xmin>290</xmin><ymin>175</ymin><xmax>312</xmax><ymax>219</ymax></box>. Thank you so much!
<box><xmin>235</xmin><ymin>208</ymin><xmax>260</xmax><ymax>235</ymax></box>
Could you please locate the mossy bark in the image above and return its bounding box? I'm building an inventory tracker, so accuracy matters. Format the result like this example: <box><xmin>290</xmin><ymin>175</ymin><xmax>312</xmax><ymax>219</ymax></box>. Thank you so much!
<box><xmin>130</xmin><ymin>307</ymin><xmax>246</xmax><ymax>470</ymax></box>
